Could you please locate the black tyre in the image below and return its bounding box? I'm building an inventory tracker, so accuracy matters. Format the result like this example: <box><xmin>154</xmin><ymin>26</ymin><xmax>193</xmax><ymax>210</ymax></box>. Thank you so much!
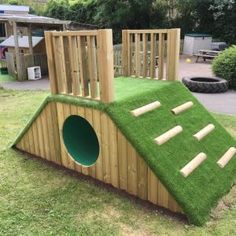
<box><xmin>182</xmin><ymin>76</ymin><xmax>228</xmax><ymax>93</ymax></box>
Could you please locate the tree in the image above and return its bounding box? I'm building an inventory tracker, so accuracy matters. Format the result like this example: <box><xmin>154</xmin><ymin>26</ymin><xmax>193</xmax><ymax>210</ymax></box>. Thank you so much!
<box><xmin>44</xmin><ymin>0</ymin><xmax>70</xmax><ymax>20</ymax></box>
<box><xmin>210</xmin><ymin>0</ymin><xmax>236</xmax><ymax>43</ymax></box>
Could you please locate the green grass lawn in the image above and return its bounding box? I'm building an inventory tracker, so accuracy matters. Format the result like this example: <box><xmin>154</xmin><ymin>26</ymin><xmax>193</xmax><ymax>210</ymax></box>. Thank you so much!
<box><xmin>0</xmin><ymin>73</ymin><xmax>15</xmax><ymax>82</ymax></box>
<box><xmin>1</xmin><ymin>88</ymin><xmax>236</xmax><ymax>235</ymax></box>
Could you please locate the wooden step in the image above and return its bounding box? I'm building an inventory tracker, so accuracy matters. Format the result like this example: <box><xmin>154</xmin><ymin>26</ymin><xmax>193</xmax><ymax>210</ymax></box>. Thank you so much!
<box><xmin>171</xmin><ymin>101</ymin><xmax>193</xmax><ymax>115</ymax></box>
<box><xmin>217</xmin><ymin>147</ymin><xmax>236</xmax><ymax>168</ymax></box>
<box><xmin>193</xmin><ymin>124</ymin><xmax>215</xmax><ymax>141</ymax></box>
<box><xmin>154</xmin><ymin>125</ymin><xmax>183</xmax><ymax>145</ymax></box>
<box><xmin>130</xmin><ymin>101</ymin><xmax>161</xmax><ymax>117</ymax></box>
<box><xmin>180</xmin><ymin>152</ymin><xmax>207</xmax><ymax>178</ymax></box>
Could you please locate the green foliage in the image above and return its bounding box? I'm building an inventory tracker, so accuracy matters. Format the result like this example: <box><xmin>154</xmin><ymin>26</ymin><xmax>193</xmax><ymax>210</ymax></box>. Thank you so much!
<box><xmin>210</xmin><ymin>0</ymin><xmax>236</xmax><ymax>44</ymax></box>
<box><xmin>212</xmin><ymin>46</ymin><xmax>236</xmax><ymax>88</ymax></box>
<box><xmin>44</xmin><ymin>0</ymin><xmax>70</xmax><ymax>20</ymax></box>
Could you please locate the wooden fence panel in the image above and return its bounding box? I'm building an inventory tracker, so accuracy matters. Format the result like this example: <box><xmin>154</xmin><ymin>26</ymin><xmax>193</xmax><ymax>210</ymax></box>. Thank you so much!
<box><xmin>121</xmin><ymin>28</ymin><xmax>180</xmax><ymax>81</ymax></box>
<box><xmin>45</xmin><ymin>29</ymin><xmax>114</xmax><ymax>103</ymax></box>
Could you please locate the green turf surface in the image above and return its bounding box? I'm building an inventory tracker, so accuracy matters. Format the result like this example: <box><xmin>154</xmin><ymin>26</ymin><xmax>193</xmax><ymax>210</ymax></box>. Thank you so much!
<box><xmin>13</xmin><ymin>77</ymin><xmax>236</xmax><ymax>226</ymax></box>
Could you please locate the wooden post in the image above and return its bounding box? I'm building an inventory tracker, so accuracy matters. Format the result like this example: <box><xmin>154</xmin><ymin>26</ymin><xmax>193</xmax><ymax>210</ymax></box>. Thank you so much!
<box><xmin>122</xmin><ymin>30</ymin><xmax>129</xmax><ymax>76</ymax></box>
<box><xmin>28</xmin><ymin>24</ymin><xmax>33</xmax><ymax>55</ymax></box>
<box><xmin>13</xmin><ymin>21</ymin><xmax>23</xmax><ymax>81</ymax></box>
<box><xmin>45</xmin><ymin>31</ymin><xmax>58</xmax><ymax>94</ymax></box>
<box><xmin>158</xmin><ymin>33</ymin><xmax>165</xmax><ymax>80</ymax></box>
<box><xmin>97</xmin><ymin>29</ymin><xmax>114</xmax><ymax>103</ymax></box>
<box><xmin>166</xmin><ymin>28</ymin><xmax>180</xmax><ymax>81</ymax></box>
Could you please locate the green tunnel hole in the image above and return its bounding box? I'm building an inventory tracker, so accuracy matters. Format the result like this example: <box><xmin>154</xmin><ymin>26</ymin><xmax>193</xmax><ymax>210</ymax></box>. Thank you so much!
<box><xmin>62</xmin><ymin>115</ymin><xmax>100</xmax><ymax>166</ymax></box>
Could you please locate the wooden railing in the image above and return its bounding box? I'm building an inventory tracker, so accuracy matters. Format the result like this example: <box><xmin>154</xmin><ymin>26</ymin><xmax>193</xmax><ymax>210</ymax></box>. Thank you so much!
<box><xmin>45</xmin><ymin>29</ymin><xmax>114</xmax><ymax>103</ymax></box>
<box><xmin>122</xmin><ymin>29</ymin><xmax>180</xmax><ymax>80</ymax></box>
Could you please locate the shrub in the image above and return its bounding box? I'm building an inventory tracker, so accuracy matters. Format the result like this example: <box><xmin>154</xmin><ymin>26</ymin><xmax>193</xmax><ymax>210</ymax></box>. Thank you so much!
<box><xmin>212</xmin><ymin>46</ymin><xmax>236</xmax><ymax>89</ymax></box>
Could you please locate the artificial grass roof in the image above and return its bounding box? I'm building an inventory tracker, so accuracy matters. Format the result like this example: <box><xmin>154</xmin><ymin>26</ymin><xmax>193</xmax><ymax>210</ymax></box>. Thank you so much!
<box><xmin>13</xmin><ymin>77</ymin><xmax>236</xmax><ymax>226</ymax></box>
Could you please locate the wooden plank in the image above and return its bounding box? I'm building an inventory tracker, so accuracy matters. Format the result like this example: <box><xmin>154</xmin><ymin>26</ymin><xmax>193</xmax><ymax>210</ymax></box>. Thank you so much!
<box><xmin>148</xmin><ymin>167</ymin><xmax>158</xmax><ymax>204</ymax></box>
<box><xmin>68</xmin><ymin>36</ymin><xmax>81</xmax><ymax>95</ymax></box>
<box><xmin>28</xmin><ymin>24</ymin><xmax>33</xmax><ymax>55</ymax></box>
<box><xmin>158</xmin><ymin>33</ymin><xmax>165</xmax><ymax>80</ymax></box>
<box><xmin>137</xmin><ymin>154</ymin><xmax>148</xmax><ymax>200</ymax></box>
<box><xmin>127</xmin><ymin>32</ymin><xmax>132</xmax><ymax>75</ymax></box>
<box><xmin>67</xmin><ymin>105</ymin><xmax>78</xmax><ymax>168</ymax></box>
<box><xmin>100</xmin><ymin>112</ymin><xmax>110</xmax><ymax>183</ymax></box>
<box><xmin>31</xmin><ymin>120</ymin><xmax>40</xmax><ymax>157</ymax></box>
<box><xmin>150</xmin><ymin>33</ymin><xmax>155</xmax><ymax>78</ymax></box>
<box><xmin>97</xmin><ymin>29</ymin><xmax>114</xmax><ymax>103</ymax></box>
<box><xmin>108</xmin><ymin>118</ymin><xmax>119</xmax><ymax>188</ymax></box>
<box><xmin>78</xmin><ymin>36</ymin><xmax>90</xmax><ymax>96</ymax></box>
<box><xmin>142</xmin><ymin>33</ymin><xmax>147</xmax><ymax>78</ymax></box>
<box><xmin>23</xmin><ymin>130</ymin><xmax>30</xmax><ymax>154</ymax></box>
<box><xmin>124</xmin><ymin>29</ymin><xmax>168</xmax><ymax>34</ymax></box>
<box><xmin>127</xmin><ymin>142</ymin><xmax>137</xmax><ymax>195</ymax></box>
<box><xmin>166</xmin><ymin>29</ymin><xmax>180</xmax><ymax>81</ymax></box>
<box><xmin>135</xmin><ymin>33</ymin><xmax>141</xmax><ymax>77</ymax></box>
<box><xmin>52</xmin><ymin>36</ymin><xmax>64</xmax><ymax>93</ymax></box>
<box><xmin>84</xmin><ymin>107</ymin><xmax>95</xmax><ymax>177</ymax></box>
<box><xmin>87</xmin><ymin>36</ymin><xmax>98</xmax><ymax>98</ymax></box>
<box><xmin>13</xmin><ymin>21</ymin><xmax>23</xmax><ymax>81</ymax></box>
<box><xmin>40</xmin><ymin>105</ymin><xmax>50</xmax><ymax>161</ymax></box>
<box><xmin>117</xmin><ymin>130</ymin><xmax>128</xmax><ymax>191</ymax></box>
<box><xmin>63</xmin><ymin>36</ymin><xmax>73</xmax><ymax>94</ymax></box>
<box><xmin>122</xmin><ymin>30</ymin><xmax>128</xmax><ymax>76</ymax></box>
<box><xmin>93</xmin><ymin>109</ymin><xmax>103</xmax><ymax>181</ymax></box>
<box><xmin>56</xmin><ymin>102</ymin><xmax>70</xmax><ymax>167</ymax></box>
<box><xmin>130</xmin><ymin>34</ymin><xmax>135</xmax><ymax>75</ymax></box>
<box><xmin>168</xmin><ymin>194</ymin><xmax>179</xmax><ymax>212</ymax></box>
<box><xmin>52</xmin><ymin>31</ymin><xmax>98</xmax><ymax>37</ymax></box>
<box><xmin>45</xmin><ymin>103</ymin><xmax>56</xmax><ymax>162</ymax></box>
<box><xmin>157</xmin><ymin>181</ymin><xmax>169</xmax><ymax>208</ymax></box>
<box><xmin>37</xmin><ymin>110</ymin><xmax>46</xmax><ymax>159</ymax></box>
<box><xmin>74</xmin><ymin>106</ymin><xmax>85</xmax><ymax>173</ymax></box>
<box><xmin>63</xmin><ymin>104</ymin><xmax>76</xmax><ymax>170</ymax></box>
<box><xmin>35</xmin><ymin>114</ymin><xmax>44</xmax><ymax>158</ymax></box>
<box><xmin>44</xmin><ymin>35</ymin><xmax>58</xmax><ymax>93</ymax></box>
<box><xmin>59</xmin><ymin>36</ymin><xmax>68</xmax><ymax>93</ymax></box>
<box><xmin>27</xmin><ymin>121</ymin><xmax>35</xmax><ymax>156</ymax></box>
<box><xmin>50</xmin><ymin>102</ymin><xmax>62</xmax><ymax>165</ymax></box>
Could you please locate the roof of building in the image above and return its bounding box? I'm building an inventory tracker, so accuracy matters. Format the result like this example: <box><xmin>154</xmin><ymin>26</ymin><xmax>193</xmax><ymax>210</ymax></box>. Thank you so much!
<box><xmin>0</xmin><ymin>13</ymin><xmax>69</xmax><ymax>25</ymax></box>
<box><xmin>0</xmin><ymin>35</ymin><xmax>44</xmax><ymax>48</ymax></box>
<box><xmin>0</xmin><ymin>4</ymin><xmax>29</xmax><ymax>13</ymax></box>
<box><xmin>185</xmin><ymin>33</ymin><xmax>212</xmax><ymax>37</ymax></box>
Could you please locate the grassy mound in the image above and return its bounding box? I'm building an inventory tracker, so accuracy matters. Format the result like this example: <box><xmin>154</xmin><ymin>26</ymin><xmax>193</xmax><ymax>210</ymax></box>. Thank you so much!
<box><xmin>13</xmin><ymin>77</ymin><xmax>236</xmax><ymax>226</ymax></box>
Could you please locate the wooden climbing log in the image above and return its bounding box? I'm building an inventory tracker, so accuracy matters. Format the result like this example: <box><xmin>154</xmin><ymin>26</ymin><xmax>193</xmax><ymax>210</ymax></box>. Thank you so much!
<box><xmin>154</xmin><ymin>125</ymin><xmax>183</xmax><ymax>145</ymax></box>
<box><xmin>180</xmin><ymin>152</ymin><xmax>207</xmax><ymax>177</ymax></box>
<box><xmin>130</xmin><ymin>101</ymin><xmax>161</xmax><ymax>117</ymax></box>
<box><xmin>217</xmin><ymin>147</ymin><xmax>236</xmax><ymax>168</ymax></box>
<box><xmin>171</xmin><ymin>101</ymin><xmax>193</xmax><ymax>115</ymax></box>
<box><xmin>193</xmin><ymin>124</ymin><xmax>215</xmax><ymax>141</ymax></box>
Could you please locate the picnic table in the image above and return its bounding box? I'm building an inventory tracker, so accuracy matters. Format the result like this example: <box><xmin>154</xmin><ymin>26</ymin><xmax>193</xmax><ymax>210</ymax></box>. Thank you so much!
<box><xmin>194</xmin><ymin>49</ymin><xmax>221</xmax><ymax>63</ymax></box>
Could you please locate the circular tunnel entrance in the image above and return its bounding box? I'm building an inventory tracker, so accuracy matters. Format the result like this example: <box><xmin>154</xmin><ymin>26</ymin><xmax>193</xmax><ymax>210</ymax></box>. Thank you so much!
<box><xmin>62</xmin><ymin>115</ymin><xmax>99</xmax><ymax>166</ymax></box>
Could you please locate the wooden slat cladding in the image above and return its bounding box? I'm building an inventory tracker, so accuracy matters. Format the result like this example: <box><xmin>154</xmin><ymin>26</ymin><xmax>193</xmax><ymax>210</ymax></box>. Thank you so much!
<box><xmin>122</xmin><ymin>28</ymin><xmax>180</xmax><ymax>81</ymax></box>
<box><xmin>45</xmin><ymin>30</ymin><xmax>114</xmax><ymax>103</ymax></box>
<box><xmin>16</xmin><ymin>103</ymin><xmax>61</xmax><ymax>164</ymax></box>
<box><xmin>16</xmin><ymin>102</ymin><xmax>183</xmax><ymax>214</ymax></box>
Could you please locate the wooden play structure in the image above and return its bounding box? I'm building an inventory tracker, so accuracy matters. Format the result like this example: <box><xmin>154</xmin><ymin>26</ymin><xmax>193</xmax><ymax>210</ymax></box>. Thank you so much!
<box><xmin>13</xmin><ymin>29</ymin><xmax>236</xmax><ymax>226</ymax></box>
